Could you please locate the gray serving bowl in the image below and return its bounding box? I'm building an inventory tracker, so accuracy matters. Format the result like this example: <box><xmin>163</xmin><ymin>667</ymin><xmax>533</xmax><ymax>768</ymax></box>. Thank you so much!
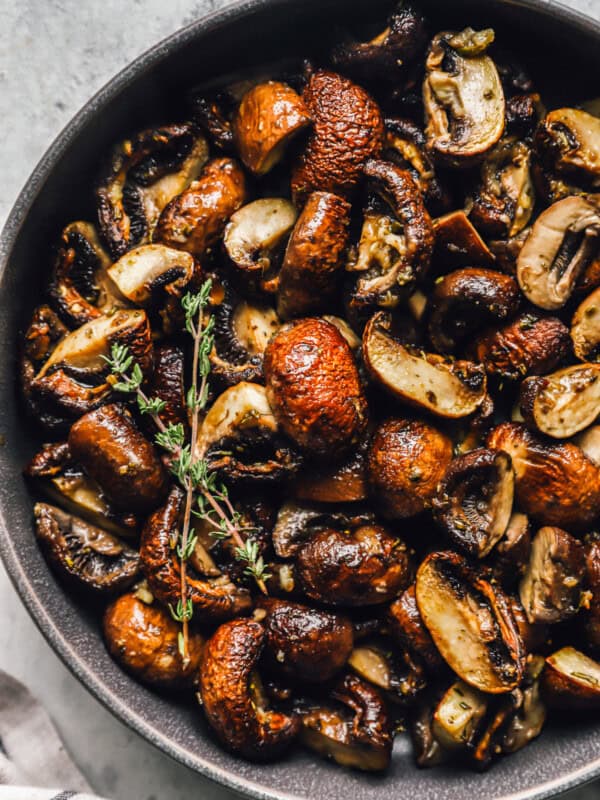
<box><xmin>1</xmin><ymin>1</ymin><xmax>599</xmax><ymax>798</ymax></box>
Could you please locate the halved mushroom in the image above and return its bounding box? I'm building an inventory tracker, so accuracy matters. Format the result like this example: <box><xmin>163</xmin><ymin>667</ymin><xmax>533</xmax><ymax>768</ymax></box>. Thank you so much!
<box><xmin>424</xmin><ymin>28</ymin><xmax>505</xmax><ymax>166</ymax></box>
<box><xmin>300</xmin><ymin>673</ymin><xmax>392</xmax><ymax>771</ymax></box>
<box><xmin>542</xmin><ymin>647</ymin><xmax>600</xmax><ymax>710</ymax></box>
<box><xmin>103</xmin><ymin>592</ymin><xmax>204</xmax><ymax>689</ymax></box>
<box><xmin>233</xmin><ymin>81</ymin><xmax>311</xmax><ymax>175</ymax></box>
<box><xmin>491</xmin><ymin>511</ymin><xmax>532</xmax><ymax>585</ymax></box>
<box><xmin>199</xmin><ymin>619</ymin><xmax>299</xmax><ymax>759</ymax></box>
<box><xmin>348</xmin><ymin>637</ymin><xmax>427</xmax><ymax>704</ymax></box>
<box><xmin>432</xmin><ymin>210</ymin><xmax>495</xmax><ymax>269</ymax></box>
<box><xmin>96</xmin><ymin>123</ymin><xmax>209</xmax><ymax>258</ymax></box>
<box><xmin>501</xmin><ymin>655</ymin><xmax>546</xmax><ymax>754</ymax></box>
<box><xmin>388</xmin><ymin>585</ymin><xmax>443</xmax><ymax>671</ymax></box>
<box><xmin>367</xmin><ymin>417</ymin><xmax>452</xmax><ymax>519</ymax></box>
<box><xmin>223</xmin><ymin>198</ymin><xmax>298</xmax><ymax>294</ymax></box>
<box><xmin>363</xmin><ymin>311</ymin><xmax>487</xmax><ymax>418</ymax></box>
<box><xmin>519</xmin><ymin>526</ymin><xmax>585</xmax><ymax>625</ymax></box>
<box><xmin>34</xmin><ymin>502</ymin><xmax>140</xmax><ymax>596</ymax></box>
<box><xmin>488</xmin><ymin>227</ymin><xmax>531</xmax><ymax>275</ymax></box>
<box><xmin>416</xmin><ymin>551</ymin><xmax>525</xmax><ymax>693</ymax></box>
<box><xmin>106</xmin><ymin>244</ymin><xmax>195</xmax><ymax>307</ymax></box>
<box><xmin>292</xmin><ymin>445</ymin><xmax>368</xmax><ymax>504</ymax></box>
<box><xmin>519</xmin><ymin>363</ymin><xmax>600</xmax><ymax>438</ymax></box>
<box><xmin>433</xmin><ymin>448</ymin><xmax>514</xmax><ymax>558</ymax></box>
<box><xmin>196</xmin><ymin>382</ymin><xmax>300</xmax><ymax>485</ymax></box>
<box><xmin>535</xmin><ymin>108</ymin><xmax>600</xmax><ymax>187</ymax></box>
<box><xmin>517</xmin><ymin>196</ymin><xmax>600</xmax><ymax>310</ymax></box>
<box><xmin>432</xmin><ymin>680</ymin><xmax>488</xmax><ymax>751</ymax></box>
<box><xmin>487</xmin><ymin>422</ymin><xmax>600</xmax><ymax>529</ymax></box>
<box><xmin>426</xmin><ymin>268</ymin><xmax>520</xmax><ymax>354</ymax></box>
<box><xmin>571</xmin><ymin>286</ymin><xmax>600</xmax><ymax>362</ymax></box>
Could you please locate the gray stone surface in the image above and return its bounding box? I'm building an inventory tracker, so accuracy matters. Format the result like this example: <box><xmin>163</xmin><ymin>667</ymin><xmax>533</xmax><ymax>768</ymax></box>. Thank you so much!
<box><xmin>0</xmin><ymin>1</ymin><xmax>599</xmax><ymax>798</ymax></box>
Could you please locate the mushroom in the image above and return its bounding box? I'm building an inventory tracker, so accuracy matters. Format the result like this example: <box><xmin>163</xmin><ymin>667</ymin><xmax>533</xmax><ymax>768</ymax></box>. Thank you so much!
<box><xmin>264</xmin><ymin>318</ymin><xmax>368</xmax><ymax>457</ymax></box>
<box><xmin>348</xmin><ymin>637</ymin><xmax>426</xmax><ymax>704</ymax></box>
<box><xmin>432</xmin><ymin>680</ymin><xmax>488</xmax><ymax>751</ymax></box>
<box><xmin>411</xmin><ymin>699</ymin><xmax>448</xmax><ymax>768</ymax></box>
<box><xmin>571</xmin><ymin>285</ymin><xmax>600</xmax><ymax>362</ymax></box>
<box><xmin>516</xmin><ymin>195</ymin><xmax>600</xmax><ymax>310</ymax></box>
<box><xmin>488</xmin><ymin>227</ymin><xmax>532</xmax><ymax>275</ymax></box>
<box><xmin>106</xmin><ymin>244</ymin><xmax>195</xmax><ymax>307</ymax></box>
<box><xmin>367</xmin><ymin>417</ymin><xmax>453</xmax><ymax>519</ymax></box>
<box><xmin>501</xmin><ymin>655</ymin><xmax>547</xmax><ymax>754</ymax></box>
<box><xmin>584</xmin><ymin>534</ymin><xmax>600</xmax><ymax>651</ymax></box>
<box><xmin>423</xmin><ymin>28</ymin><xmax>505</xmax><ymax>166</ymax></box>
<box><xmin>103</xmin><ymin>592</ymin><xmax>204</xmax><ymax>689</ymax></box>
<box><xmin>144</xmin><ymin>343</ymin><xmax>188</xmax><ymax>432</ymax></box>
<box><xmin>491</xmin><ymin>511</ymin><xmax>532</xmax><ymax>586</ymax></box>
<box><xmin>426</xmin><ymin>268</ymin><xmax>520</xmax><ymax>354</ymax></box>
<box><xmin>191</xmin><ymin>92</ymin><xmax>235</xmax><ymax>151</ymax></box>
<box><xmin>34</xmin><ymin>502</ymin><xmax>140</xmax><ymax>596</ymax></box>
<box><xmin>519</xmin><ymin>363</ymin><xmax>600</xmax><ymax>438</ymax></box>
<box><xmin>487</xmin><ymin>422</ymin><xmax>600</xmax><ymax>529</ymax></box>
<box><xmin>199</xmin><ymin>619</ymin><xmax>299</xmax><ymax>759</ymax></box>
<box><xmin>233</xmin><ymin>81</ymin><xmax>311</xmax><ymax>175</ymax></box>
<box><xmin>154</xmin><ymin>157</ymin><xmax>247</xmax><ymax>258</ymax></box>
<box><xmin>542</xmin><ymin>647</ymin><xmax>600</xmax><ymax>710</ymax></box>
<box><xmin>277</xmin><ymin>191</ymin><xmax>351</xmax><ymax>319</ymax></box>
<box><xmin>140</xmin><ymin>487</ymin><xmax>252</xmax><ymax>621</ymax></box>
<box><xmin>433</xmin><ymin>448</ymin><xmax>515</xmax><ymax>559</ymax></box>
<box><xmin>300</xmin><ymin>673</ymin><xmax>392</xmax><ymax>771</ymax></box>
<box><xmin>432</xmin><ymin>210</ymin><xmax>496</xmax><ymax>269</ymax></box>
<box><xmin>415</xmin><ymin>551</ymin><xmax>525</xmax><ymax>693</ymax></box>
<box><xmin>388</xmin><ymin>585</ymin><xmax>444</xmax><ymax>671</ymax></box>
<box><xmin>505</xmin><ymin>93</ymin><xmax>542</xmax><ymax>139</ymax></box>
<box><xmin>363</xmin><ymin>311</ymin><xmax>487</xmax><ymax>418</ymax></box>
<box><xmin>535</xmin><ymin>108</ymin><xmax>600</xmax><ymax>187</ymax></box>
<box><xmin>519</xmin><ymin>526</ymin><xmax>586</xmax><ymax>625</ymax></box>
<box><xmin>292</xmin><ymin>445</ymin><xmax>368</xmax><ymax>504</ymax></box>
<box><xmin>295</xmin><ymin>523</ymin><xmax>411</xmax><ymax>607</ymax></box>
<box><xmin>96</xmin><ymin>123</ymin><xmax>209</xmax><ymax>258</ymax></box>
<box><xmin>291</xmin><ymin>70</ymin><xmax>384</xmax><ymax>204</ymax></box>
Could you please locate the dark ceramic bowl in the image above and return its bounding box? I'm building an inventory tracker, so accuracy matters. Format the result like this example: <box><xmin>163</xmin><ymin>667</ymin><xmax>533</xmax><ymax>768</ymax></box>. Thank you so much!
<box><xmin>1</xmin><ymin>1</ymin><xmax>599</xmax><ymax>798</ymax></box>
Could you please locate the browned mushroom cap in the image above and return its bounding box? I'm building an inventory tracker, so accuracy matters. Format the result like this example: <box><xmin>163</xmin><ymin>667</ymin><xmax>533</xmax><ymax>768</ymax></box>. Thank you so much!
<box><xmin>292</xmin><ymin>445</ymin><xmax>368</xmax><ymax>504</ymax></box>
<box><xmin>296</xmin><ymin>523</ymin><xmax>411</xmax><ymax>606</ymax></box>
<box><xmin>154</xmin><ymin>157</ymin><xmax>247</xmax><ymax>258</ymax></box>
<box><xmin>96</xmin><ymin>124</ymin><xmax>209</xmax><ymax>259</ymax></box>
<box><xmin>432</xmin><ymin>680</ymin><xmax>488</xmax><ymax>751</ymax></box>
<box><xmin>416</xmin><ymin>551</ymin><xmax>525</xmax><ymax>693</ymax></box>
<box><xmin>363</xmin><ymin>311</ymin><xmax>487</xmax><ymax>418</ymax></box>
<box><xmin>145</xmin><ymin>343</ymin><xmax>188</xmax><ymax>432</ymax></box>
<box><xmin>277</xmin><ymin>192</ymin><xmax>351</xmax><ymax>319</ymax></box>
<box><xmin>103</xmin><ymin>593</ymin><xmax>204</xmax><ymax>689</ymax></box>
<box><xmin>433</xmin><ymin>448</ymin><xmax>515</xmax><ymax>558</ymax></box>
<box><xmin>140</xmin><ymin>487</ymin><xmax>252</xmax><ymax>622</ymax></box>
<box><xmin>542</xmin><ymin>647</ymin><xmax>600</xmax><ymax>710</ymax></box>
<box><xmin>572</xmin><ymin>286</ymin><xmax>600</xmax><ymax>362</ymax></box>
<box><xmin>191</xmin><ymin>93</ymin><xmax>234</xmax><ymax>152</ymax></box>
<box><xmin>517</xmin><ymin>196</ymin><xmax>600</xmax><ymax>310</ymax></box>
<box><xmin>519</xmin><ymin>526</ymin><xmax>586</xmax><ymax>625</ymax></box>
<box><xmin>432</xmin><ymin>210</ymin><xmax>496</xmax><ymax>270</ymax></box>
<box><xmin>264</xmin><ymin>318</ymin><xmax>368</xmax><ymax>457</ymax></box>
<box><xmin>491</xmin><ymin>511</ymin><xmax>532</xmax><ymax>585</ymax></box>
<box><xmin>348</xmin><ymin>637</ymin><xmax>426</xmax><ymax>704</ymax></box>
<box><xmin>584</xmin><ymin>534</ymin><xmax>600</xmax><ymax>650</ymax></box>
<box><xmin>487</xmin><ymin>422</ymin><xmax>600</xmax><ymax>529</ymax></box>
<box><xmin>257</xmin><ymin>597</ymin><xmax>354</xmax><ymax>682</ymax></box>
<box><xmin>291</xmin><ymin>70</ymin><xmax>384</xmax><ymax>204</ymax></box>
<box><xmin>68</xmin><ymin>404</ymin><xmax>169</xmax><ymax>514</ymax></box>
<box><xmin>388</xmin><ymin>585</ymin><xmax>443</xmax><ymax>671</ymax></box>
<box><xmin>106</xmin><ymin>244</ymin><xmax>195</xmax><ymax>307</ymax></box>
<box><xmin>535</xmin><ymin>108</ymin><xmax>600</xmax><ymax>187</ymax></box>
<box><xmin>34</xmin><ymin>502</ymin><xmax>140</xmax><ymax>596</ymax></box>
<box><xmin>367</xmin><ymin>417</ymin><xmax>452</xmax><ymax>519</ymax></box>
<box><xmin>472</xmin><ymin>311</ymin><xmax>571</xmax><ymax>381</ymax></box>
<box><xmin>300</xmin><ymin>672</ymin><xmax>392</xmax><ymax>771</ymax></box>
<box><xmin>233</xmin><ymin>81</ymin><xmax>311</xmax><ymax>175</ymax></box>
<box><xmin>426</xmin><ymin>268</ymin><xmax>520</xmax><ymax>354</ymax></box>
<box><xmin>519</xmin><ymin>363</ymin><xmax>600</xmax><ymax>438</ymax></box>
<box><xmin>424</xmin><ymin>28</ymin><xmax>505</xmax><ymax>167</ymax></box>
<box><xmin>488</xmin><ymin>227</ymin><xmax>531</xmax><ymax>276</ymax></box>
<box><xmin>199</xmin><ymin>619</ymin><xmax>299</xmax><ymax>759</ymax></box>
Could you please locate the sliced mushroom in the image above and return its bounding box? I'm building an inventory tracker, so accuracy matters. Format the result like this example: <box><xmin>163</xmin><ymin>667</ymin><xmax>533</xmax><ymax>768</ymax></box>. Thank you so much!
<box><xmin>292</xmin><ymin>446</ymin><xmax>368</xmax><ymax>504</ymax></box>
<box><xmin>388</xmin><ymin>585</ymin><xmax>443</xmax><ymax>671</ymax></box>
<box><xmin>199</xmin><ymin>619</ymin><xmax>299</xmax><ymax>759</ymax></box>
<box><xmin>542</xmin><ymin>647</ymin><xmax>600</xmax><ymax>710</ymax></box>
<box><xmin>536</xmin><ymin>108</ymin><xmax>600</xmax><ymax>187</ymax></box>
<box><xmin>432</xmin><ymin>210</ymin><xmax>496</xmax><ymax>269</ymax></box>
<box><xmin>34</xmin><ymin>502</ymin><xmax>140</xmax><ymax>596</ymax></box>
<box><xmin>103</xmin><ymin>592</ymin><xmax>204</xmax><ymax>689</ymax></box>
<box><xmin>432</xmin><ymin>680</ymin><xmax>488</xmax><ymax>751</ymax></box>
<box><xmin>363</xmin><ymin>311</ymin><xmax>487</xmax><ymax>418</ymax></box>
<box><xmin>572</xmin><ymin>285</ymin><xmax>600</xmax><ymax>362</ymax></box>
<box><xmin>348</xmin><ymin>637</ymin><xmax>427</xmax><ymax>704</ymax></box>
<box><xmin>233</xmin><ymin>81</ymin><xmax>311</xmax><ymax>175</ymax></box>
<box><xmin>424</xmin><ymin>28</ymin><xmax>505</xmax><ymax>166</ymax></box>
<box><xmin>106</xmin><ymin>244</ymin><xmax>195</xmax><ymax>306</ymax></box>
<box><xmin>519</xmin><ymin>526</ymin><xmax>585</xmax><ymax>625</ymax></box>
<box><xmin>367</xmin><ymin>417</ymin><xmax>452</xmax><ymax>519</ymax></box>
<box><xmin>517</xmin><ymin>196</ymin><xmax>600</xmax><ymax>310</ymax></box>
<box><xmin>501</xmin><ymin>655</ymin><xmax>546</xmax><ymax>754</ymax></box>
<box><xmin>416</xmin><ymin>551</ymin><xmax>525</xmax><ymax>693</ymax></box>
<box><xmin>488</xmin><ymin>227</ymin><xmax>531</xmax><ymax>275</ymax></box>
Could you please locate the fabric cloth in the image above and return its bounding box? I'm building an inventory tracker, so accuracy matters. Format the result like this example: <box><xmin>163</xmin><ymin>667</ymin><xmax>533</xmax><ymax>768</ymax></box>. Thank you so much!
<box><xmin>0</xmin><ymin>669</ymin><xmax>106</xmax><ymax>800</ymax></box>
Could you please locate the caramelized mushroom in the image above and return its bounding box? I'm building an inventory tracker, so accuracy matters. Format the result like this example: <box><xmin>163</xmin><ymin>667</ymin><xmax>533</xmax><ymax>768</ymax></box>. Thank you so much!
<box><xmin>432</xmin><ymin>210</ymin><xmax>495</xmax><ymax>269</ymax></box>
<box><xmin>432</xmin><ymin>680</ymin><xmax>488</xmax><ymax>750</ymax></box>
<box><xmin>535</xmin><ymin>108</ymin><xmax>600</xmax><ymax>186</ymax></box>
<box><xmin>348</xmin><ymin>637</ymin><xmax>426</xmax><ymax>703</ymax></box>
<box><xmin>571</xmin><ymin>286</ymin><xmax>600</xmax><ymax>362</ymax></box>
<box><xmin>492</xmin><ymin>511</ymin><xmax>532</xmax><ymax>585</ymax></box>
<box><xmin>106</xmin><ymin>244</ymin><xmax>195</xmax><ymax>306</ymax></box>
<box><xmin>542</xmin><ymin>647</ymin><xmax>600</xmax><ymax>710</ymax></box>
<box><xmin>292</xmin><ymin>446</ymin><xmax>368</xmax><ymax>504</ymax></box>
<box><xmin>145</xmin><ymin>343</ymin><xmax>188</xmax><ymax>432</ymax></box>
<box><xmin>501</xmin><ymin>655</ymin><xmax>546</xmax><ymax>754</ymax></box>
<box><xmin>584</xmin><ymin>534</ymin><xmax>600</xmax><ymax>650</ymax></box>
<box><xmin>388</xmin><ymin>585</ymin><xmax>443</xmax><ymax>671</ymax></box>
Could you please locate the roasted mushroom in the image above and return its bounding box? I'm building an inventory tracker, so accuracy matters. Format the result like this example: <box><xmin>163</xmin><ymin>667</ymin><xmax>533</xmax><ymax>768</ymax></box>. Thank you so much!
<box><xmin>348</xmin><ymin>637</ymin><xmax>426</xmax><ymax>703</ymax></box>
<box><xmin>388</xmin><ymin>585</ymin><xmax>443</xmax><ymax>671</ymax></box>
<box><xmin>106</xmin><ymin>243</ymin><xmax>195</xmax><ymax>306</ymax></box>
<box><xmin>432</xmin><ymin>680</ymin><xmax>488</xmax><ymax>751</ymax></box>
<box><xmin>571</xmin><ymin>285</ymin><xmax>600</xmax><ymax>362</ymax></box>
<box><xmin>535</xmin><ymin>108</ymin><xmax>600</xmax><ymax>187</ymax></box>
<box><xmin>501</xmin><ymin>655</ymin><xmax>547</xmax><ymax>754</ymax></box>
<box><xmin>432</xmin><ymin>210</ymin><xmax>496</xmax><ymax>269</ymax></box>
<box><xmin>145</xmin><ymin>343</ymin><xmax>188</xmax><ymax>432</ymax></box>
<box><xmin>542</xmin><ymin>647</ymin><xmax>600</xmax><ymax>710</ymax></box>
<box><xmin>491</xmin><ymin>511</ymin><xmax>532</xmax><ymax>585</ymax></box>
<box><xmin>292</xmin><ymin>445</ymin><xmax>368</xmax><ymax>504</ymax></box>
<box><xmin>584</xmin><ymin>534</ymin><xmax>600</xmax><ymax>651</ymax></box>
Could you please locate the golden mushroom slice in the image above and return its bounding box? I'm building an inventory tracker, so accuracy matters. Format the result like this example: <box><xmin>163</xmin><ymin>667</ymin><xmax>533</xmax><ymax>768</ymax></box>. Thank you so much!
<box><xmin>542</xmin><ymin>647</ymin><xmax>600</xmax><ymax>710</ymax></box>
<box><xmin>536</xmin><ymin>108</ymin><xmax>600</xmax><ymax>186</ymax></box>
<box><xmin>572</xmin><ymin>285</ymin><xmax>600</xmax><ymax>362</ymax></box>
<box><xmin>432</xmin><ymin>681</ymin><xmax>488</xmax><ymax>751</ymax></box>
<box><xmin>107</xmin><ymin>244</ymin><xmax>195</xmax><ymax>305</ymax></box>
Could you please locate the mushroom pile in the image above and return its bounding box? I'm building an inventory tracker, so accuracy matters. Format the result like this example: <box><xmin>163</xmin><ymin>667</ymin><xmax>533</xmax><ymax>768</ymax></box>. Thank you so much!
<box><xmin>21</xmin><ymin>2</ymin><xmax>600</xmax><ymax>773</ymax></box>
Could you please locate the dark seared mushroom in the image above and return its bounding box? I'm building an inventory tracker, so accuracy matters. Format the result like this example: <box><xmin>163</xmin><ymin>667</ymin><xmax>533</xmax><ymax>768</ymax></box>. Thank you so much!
<box><xmin>487</xmin><ymin>422</ymin><xmax>600</xmax><ymax>529</ymax></box>
<box><xmin>571</xmin><ymin>286</ymin><xmax>600</xmax><ymax>362</ymax></box>
<box><xmin>500</xmin><ymin>655</ymin><xmax>546</xmax><ymax>755</ymax></box>
<box><xmin>432</xmin><ymin>680</ymin><xmax>488</xmax><ymax>751</ymax></box>
<box><xmin>411</xmin><ymin>698</ymin><xmax>448</xmax><ymax>767</ymax></box>
<box><xmin>191</xmin><ymin>92</ymin><xmax>235</xmax><ymax>151</ymax></box>
<box><xmin>432</xmin><ymin>210</ymin><xmax>496</xmax><ymax>269</ymax></box>
<box><xmin>292</xmin><ymin>445</ymin><xmax>368</xmax><ymax>504</ymax></box>
<box><xmin>233</xmin><ymin>81</ymin><xmax>311</xmax><ymax>175</ymax></box>
<box><xmin>96</xmin><ymin>123</ymin><xmax>209</xmax><ymax>258</ymax></box>
<box><xmin>433</xmin><ymin>448</ymin><xmax>515</xmax><ymax>559</ymax></box>
<box><xmin>584</xmin><ymin>534</ymin><xmax>600</xmax><ymax>651</ymax></box>
<box><xmin>388</xmin><ymin>585</ymin><xmax>443</xmax><ymax>671</ymax></box>
<box><xmin>363</xmin><ymin>311</ymin><xmax>487</xmax><ymax>418</ymax></box>
<box><xmin>491</xmin><ymin>511</ymin><xmax>532</xmax><ymax>585</ymax></box>
<box><xmin>535</xmin><ymin>108</ymin><xmax>600</xmax><ymax>187</ymax></box>
<box><xmin>415</xmin><ymin>551</ymin><xmax>525</xmax><ymax>693</ymax></box>
<box><xmin>103</xmin><ymin>592</ymin><xmax>204</xmax><ymax>689</ymax></box>
<box><xmin>519</xmin><ymin>526</ymin><xmax>585</xmax><ymax>625</ymax></box>
<box><xmin>106</xmin><ymin>243</ymin><xmax>195</xmax><ymax>307</ymax></box>
<box><xmin>542</xmin><ymin>647</ymin><xmax>600</xmax><ymax>710</ymax></box>
<box><xmin>300</xmin><ymin>673</ymin><xmax>392</xmax><ymax>771</ymax></box>
<box><xmin>488</xmin><ymin>227</ymin><xmax>532</xmax><ymax>275</ymax></box>
<box><xmin>424</xmin><ymin>28</ymin><xmax>505</xmax><ymax>167</ymax></box>
<box><xmin>348</xmin><ymin>637</ymin><xmax>427</xmax><ymax>704</ymax></box>
<box><xmin>367</xmin><ymin>417</ymin><xmax>452</xmax><ymax>519</ymax></box>
<box><xmin>426</xmin><ymin>268</ymin><xmax>520</xmax><ymax>354</ymax></box>
<box><xmin>505</xmin><ymin>92</ymin><xmax>542</xmax><ymax>139</ymax></box>
<box><xmin>34</xmin><ymin>502</ymin><xmax>140</xmax><ymax>596</ymax></box>
<box><xmin>291</xmin><ymin>70</ymin><xmax>384</xmax><ymax>204</ymax></box>
<box><xmin>145</xmin><ymin>343</ymin><xmax>188</xmax><ymax>432</ymax></box>
<box><xmin>199</xmin><ymin>619</ymin><xmax>299</xmax><ymax>759</ymax></box>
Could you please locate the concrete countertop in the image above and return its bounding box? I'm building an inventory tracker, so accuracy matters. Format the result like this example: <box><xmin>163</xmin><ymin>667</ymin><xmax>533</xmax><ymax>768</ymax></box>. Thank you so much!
<box><xmin>0</xmin><ymin>1</ymin><xmax>599</xmax><ymax>798</ymax></box>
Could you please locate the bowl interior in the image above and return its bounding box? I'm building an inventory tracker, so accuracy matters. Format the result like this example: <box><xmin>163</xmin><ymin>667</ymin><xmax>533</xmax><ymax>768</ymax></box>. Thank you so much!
<box><xmin>1</xmin><ymin>1</ymin><xmax>599</xmax><ymax>799</ymax></box>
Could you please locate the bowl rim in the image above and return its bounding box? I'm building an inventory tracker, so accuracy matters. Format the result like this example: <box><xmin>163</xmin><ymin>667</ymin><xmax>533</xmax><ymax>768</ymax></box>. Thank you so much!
<box><xmin>1</xmin><ymin>0</ymin><xmax>600</xmax><ymax>798</ymax></box>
